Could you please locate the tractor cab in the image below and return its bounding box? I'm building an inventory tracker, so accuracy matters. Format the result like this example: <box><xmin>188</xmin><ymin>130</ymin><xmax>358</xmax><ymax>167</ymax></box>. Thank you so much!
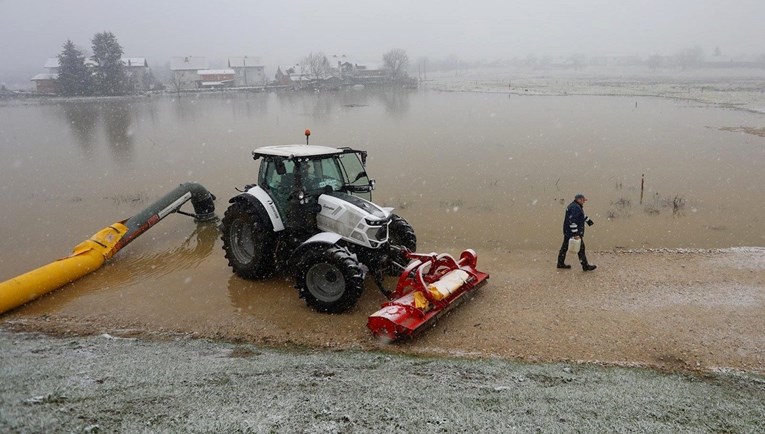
<box><xmin>253</xmin><ymin>145</ymin><xmax>374</xmax><ymax>226</ymax></box>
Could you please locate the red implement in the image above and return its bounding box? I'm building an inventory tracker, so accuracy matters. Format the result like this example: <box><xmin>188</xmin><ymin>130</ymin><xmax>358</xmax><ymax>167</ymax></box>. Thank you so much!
<box><xmin>367</xmin><ymin>249</ymin><xmax>489</xmax><ymax>341</ymax></box>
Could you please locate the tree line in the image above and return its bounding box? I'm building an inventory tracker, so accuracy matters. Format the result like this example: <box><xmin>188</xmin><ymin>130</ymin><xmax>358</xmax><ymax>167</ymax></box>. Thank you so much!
<box><xmin>300</xmin><ymin>48</ymin><xmax>410</xmax><ymax>81</ymax></box>
<box><xmin>56</xmin><ymin>34</ymin><xmax>412</xmax><ymax>96</ymax></box>
<box><xmin>57</xmin><ymin>32</ymin><xmax>128</xmax><ymax>96</ymax></box>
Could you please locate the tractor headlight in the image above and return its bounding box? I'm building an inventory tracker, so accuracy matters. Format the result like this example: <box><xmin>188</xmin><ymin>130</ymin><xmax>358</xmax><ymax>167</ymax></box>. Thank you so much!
<box><xmin>365</xmin><ymin>216</ymin><xmax>389</xmax><ymax>226</ymax></box>
<box><xmin>366</xmin><ymin>225</ymin><xmax>387</xmax><ymax>242</ymax></box>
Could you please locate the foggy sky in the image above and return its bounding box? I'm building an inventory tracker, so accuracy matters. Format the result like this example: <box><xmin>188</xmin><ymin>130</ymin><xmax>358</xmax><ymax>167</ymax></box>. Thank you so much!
<box><xmin>2</xmin><ymin>0</ymin><xmax>764</xmax><ymax>76</ymax></box>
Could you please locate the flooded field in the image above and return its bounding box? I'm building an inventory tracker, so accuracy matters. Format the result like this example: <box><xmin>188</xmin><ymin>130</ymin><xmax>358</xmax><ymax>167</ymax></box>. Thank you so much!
<box><xmin>2</xmin><ymin>90</ymin><xmax>764</xmax><ymax>269</ymax></box>
<box><xmin>1</xmin><ymin>89</ymin><xmax>764</xmax><ymax>372</ymax></box>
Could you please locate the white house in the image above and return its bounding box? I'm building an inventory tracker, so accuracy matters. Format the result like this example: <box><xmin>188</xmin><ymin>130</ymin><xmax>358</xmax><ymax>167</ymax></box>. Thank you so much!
<box><xmin>32</xmin><ymin>57</ymin><xmax>96</xmax><ymax>93</ymax></box>
<box><xmin>170</xmin><ymin>56</ymin><xmax>209</xmax><ymax>90</ymax></box>
<box><xmin>228</xmin><ymin>57</ymin><xmax>266</xmax><ymax>87</ymax></box>
<box><xmin>31</xmin><ymin>73</ymin><xmax>58</xmax><ymax>93</ymax></box>
<box><xmin>122</xmin><ymin>57</ymin><xmax>151</xmax><ymax>91</ymax></box>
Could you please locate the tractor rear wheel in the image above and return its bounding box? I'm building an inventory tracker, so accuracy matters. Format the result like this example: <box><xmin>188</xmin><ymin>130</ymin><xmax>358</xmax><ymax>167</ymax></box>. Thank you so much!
<box><xmin>387</xmin><ymin>214</ymin><xmax>417</xmax><ymax>275</ymax></box>
<box><xmin>221</xmin><ymin>201</ymin><xmax>276</xmax><ymax>279</ymax></box>
<box><xmin>296</xmin><ymin>246</ymin><xmax>364</xmax><ymax>313</ymax></box>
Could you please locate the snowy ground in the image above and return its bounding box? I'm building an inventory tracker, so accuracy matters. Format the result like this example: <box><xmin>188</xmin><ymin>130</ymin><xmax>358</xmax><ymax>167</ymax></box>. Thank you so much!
<box><xmin>1</xmin><ymin>331</ymin><xmax>764</xmax><ymax>433</ymax></box>
<box><xmin>424</xmin><ymin>66</ymin><xmax>765</xmax><ymax>115</ymax></box>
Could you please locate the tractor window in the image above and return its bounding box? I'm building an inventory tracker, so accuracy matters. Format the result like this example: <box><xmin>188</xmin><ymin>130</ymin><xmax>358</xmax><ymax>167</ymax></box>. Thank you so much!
<box><xmin>338</xmin><ymin>152</ymin><xmax>372</xmax><ymax>200</ymax></box>
<box><xmin>262</xmin><ymin>159</ymin><xmax>296</xmax><ymax>193</ymax></box>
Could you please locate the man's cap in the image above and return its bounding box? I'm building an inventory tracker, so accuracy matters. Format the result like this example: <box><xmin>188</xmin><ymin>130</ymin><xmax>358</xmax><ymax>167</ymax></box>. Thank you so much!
<box><xmin>575</xmin><ymin>193</ymin><xmax>586</xmax><ymax>200</ymax></box>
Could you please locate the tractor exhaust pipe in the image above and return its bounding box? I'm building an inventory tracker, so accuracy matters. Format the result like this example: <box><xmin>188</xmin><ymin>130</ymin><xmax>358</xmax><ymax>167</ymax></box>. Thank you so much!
<box><xmin>0</xmin><ymin>182</ymin><xmax>217</xmax><ymax>315</ymax></box>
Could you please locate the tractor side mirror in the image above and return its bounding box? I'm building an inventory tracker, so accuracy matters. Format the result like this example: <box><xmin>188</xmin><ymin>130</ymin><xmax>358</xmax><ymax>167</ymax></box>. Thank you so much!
<box><xmin>360</xmin><ymin>151</ymin><xmax>367</xmax><ymax>166</ymax></box>
<box><xmin>275</xmin><ymin>160</ymin><xmax>286</xmax><ymax>175</ymax></box>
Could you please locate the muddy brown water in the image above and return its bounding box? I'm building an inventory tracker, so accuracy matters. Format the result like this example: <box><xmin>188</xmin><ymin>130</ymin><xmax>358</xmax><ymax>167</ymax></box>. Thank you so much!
<box><xmin>1</xmin><ymin>90</ymin><xmax>764</xmax><ymax>372</ymax></box>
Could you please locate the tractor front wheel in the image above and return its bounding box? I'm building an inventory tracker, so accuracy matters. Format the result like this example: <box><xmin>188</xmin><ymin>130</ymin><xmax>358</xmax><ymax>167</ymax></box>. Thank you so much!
<box><xmin>221</xmin><ymin>201</ymin><xmax>276</xmax><ymax>279</ymax></box>
<box><xmin>296</xmin><ymin>246</ymin><xmax>364</xmax><ymax>313</ymax></box>
<box><xmin>387</xmin><ymin>214</ymin><xmax>417</xmax><ymax>275</ymax></box>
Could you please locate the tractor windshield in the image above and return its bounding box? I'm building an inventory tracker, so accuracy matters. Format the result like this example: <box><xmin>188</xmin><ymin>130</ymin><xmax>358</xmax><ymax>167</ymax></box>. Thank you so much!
<box><xmin>301</xmin><ymin>157</ymin><xmax>345</xmax><ymax>194</ymax></box>
<box><xmin>300</xmin><ymin>153</ymin><xmax>372</xmax><ymax>200</ymax></box>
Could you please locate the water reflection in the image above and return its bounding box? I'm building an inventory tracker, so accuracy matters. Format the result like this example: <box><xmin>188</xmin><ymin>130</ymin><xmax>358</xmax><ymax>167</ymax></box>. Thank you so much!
<box><xmin>61</xmin><ymin>102</ymin><xmax>99</xmax><ymax>153</ymax></box>
<box><xmin>59</xmin><ymin>100</ymin><xmax>135</xmax><ymax>161</ymax></box>
<box><xmin>102</xmin><ymin>222</ymin><xmax>219</xmax><ymax>288</ymax></box>
<box><xmin>171</xmin><ymin>95</ymin><xmax>204</xmax><ymax>122</ymax></box>
<box><xmin>102</xmin><ymin>101</ymin><xmax>134</xmax><ymax>161</ymax></box>
<box><xmin>275</xmin><ymin>91</ymin><xmax>336</xmax><ymax>120</ymax></box>
<box><xmin>273</xmin><ymin>87</ymin><xmax>413</xmax><ymax>120</ymax></box>
<box><xmin>228</xmin><ymin>93</ymin><xmax>269</xmax><ymax>120</ymax></box>
<box><xmin>376</xmin><ymin>89</ymin><xmax>412</xmax><ymax>116</ymax></box>
<box><xmin>169</xmin><ymin>93</ymin><xmax>272</xmax><ymax>125</ymax></box>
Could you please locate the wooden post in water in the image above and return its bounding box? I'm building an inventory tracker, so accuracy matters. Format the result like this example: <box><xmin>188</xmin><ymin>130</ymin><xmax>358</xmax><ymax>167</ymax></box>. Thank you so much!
<box><xmin>640</xmin><ymin>174</ymin><xmax>645</xmax><ymax>205</ymax></box>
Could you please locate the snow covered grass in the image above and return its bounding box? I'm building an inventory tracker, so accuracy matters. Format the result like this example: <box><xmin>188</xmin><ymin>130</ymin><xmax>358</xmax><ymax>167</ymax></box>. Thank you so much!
<box><xmin>425</xmin><ymin>65</ymin><xmax>765</xmax><ymax>114</ymax></box>
<box><xmin>1</xmin><ymin>331</ymin><xmax>764</xmax><ymax>433</ymax></box>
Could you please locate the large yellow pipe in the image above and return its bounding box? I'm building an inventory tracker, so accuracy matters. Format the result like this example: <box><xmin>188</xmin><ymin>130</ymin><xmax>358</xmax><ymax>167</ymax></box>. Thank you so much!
<box><xmin>0</xmin><ymin>223</ymin><xmax>127</xmax><ymax>314</ymax></box>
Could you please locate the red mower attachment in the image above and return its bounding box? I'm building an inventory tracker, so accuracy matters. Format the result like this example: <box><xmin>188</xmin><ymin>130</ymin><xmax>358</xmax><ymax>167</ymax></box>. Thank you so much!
<box><xmin>367</xmin><ymin>249</ymin><xmax>489</xmax><ymax>341</ymax></box>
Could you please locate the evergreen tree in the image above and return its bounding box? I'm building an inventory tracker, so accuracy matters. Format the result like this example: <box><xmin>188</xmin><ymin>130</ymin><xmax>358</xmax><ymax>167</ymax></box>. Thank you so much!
<box><xmin>91</xmin><ymin>32</ymin><xmax>126</xmax><ymax>95</ymax></box>
<box><xmin>57</xmin><ymin>40</ymin><xmax>92</xmax><ymax>96</ymax></box>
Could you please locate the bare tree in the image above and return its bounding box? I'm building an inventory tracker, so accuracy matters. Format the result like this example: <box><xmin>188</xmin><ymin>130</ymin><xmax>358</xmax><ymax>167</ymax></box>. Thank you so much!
<box><xmin>169</xmin><ymin>72</ymin><xmax>184</xmax><ymax>94</ymax></box>
<box><xmin>302</xmin><ymin>52</ymin><xmax>331</xmax><ymax>80</ymax></box>
<box><xmin>383</xmin><ymin>48</ymin><xmax>409</xmax><ymax>80</ymax></box>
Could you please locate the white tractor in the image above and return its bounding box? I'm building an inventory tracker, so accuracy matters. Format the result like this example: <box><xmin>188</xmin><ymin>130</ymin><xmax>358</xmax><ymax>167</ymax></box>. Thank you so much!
<box><xmin>221</xmin><ymin>135</ymin><xmax>416</xmax><ymax>313</ymax></box>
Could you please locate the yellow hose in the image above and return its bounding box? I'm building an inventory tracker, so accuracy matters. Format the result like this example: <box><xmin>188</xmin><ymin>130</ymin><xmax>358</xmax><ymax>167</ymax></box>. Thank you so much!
<box><xmin>0</xmin><ymin>223</ymin><xmax>127</xmax><ymax>314</ymax></box>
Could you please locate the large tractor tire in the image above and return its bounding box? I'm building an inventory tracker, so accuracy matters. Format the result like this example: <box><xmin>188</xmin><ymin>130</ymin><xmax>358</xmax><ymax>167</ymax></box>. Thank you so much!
<box><xmin>387</xmin><ymin>214</ymin><xmax>417</xmax><ymax>275</ymax></box>
<box><xmin>295</xmin><ymin>245</ymin><xmax>364</xmax><ymax>313</ymax></box>
<box><xmin>221</xmin><ymin>201</ymin><xmax>276</xmax><ymax>279</ymax></box>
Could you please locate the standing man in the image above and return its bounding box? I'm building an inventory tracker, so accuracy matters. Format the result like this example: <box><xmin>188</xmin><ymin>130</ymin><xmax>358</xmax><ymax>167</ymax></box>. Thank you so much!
<box><xmin>557</xmin><ymin>193</ymin><xmax>597</xmax><ymax>271</ymax></box>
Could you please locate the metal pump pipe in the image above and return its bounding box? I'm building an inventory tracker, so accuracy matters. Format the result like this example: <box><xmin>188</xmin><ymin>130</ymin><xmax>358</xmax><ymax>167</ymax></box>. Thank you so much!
<box><xmin>0</xmin><ymin>182</ymin><xmax>217</xmax><ymax>315</ymax></box>
<box><xmin>115</xmin><ymin>182</ymin><xmax>217</xmax><ymax>252</ymax></box>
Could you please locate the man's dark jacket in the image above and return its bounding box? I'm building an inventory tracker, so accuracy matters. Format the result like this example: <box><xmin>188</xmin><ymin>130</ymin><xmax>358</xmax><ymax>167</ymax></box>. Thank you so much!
<box><xmin>563</xmin><ymin>201</ymin><xmax>588</xmax><ymax>238</ymax></box>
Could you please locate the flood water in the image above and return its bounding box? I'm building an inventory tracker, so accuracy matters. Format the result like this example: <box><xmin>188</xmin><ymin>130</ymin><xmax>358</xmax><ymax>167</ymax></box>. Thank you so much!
<box><xmin>1</xmin><ymin>89</ymin><xmax>764</xmax><ymax>300</ymax></box>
